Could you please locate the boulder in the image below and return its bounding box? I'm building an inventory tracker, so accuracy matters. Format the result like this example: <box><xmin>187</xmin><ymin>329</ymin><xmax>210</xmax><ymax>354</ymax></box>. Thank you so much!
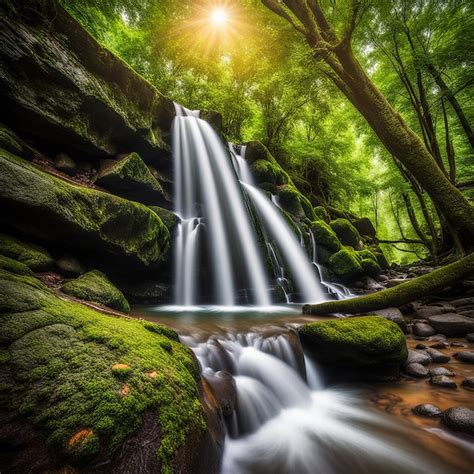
<box><xmin>352</xmin><ymin>217</ymin><xmax>376</xmax><ymax>239</ymax></box>
<box><xmin>454</xmin><ymin>351</ymin><xmax>474</xmax><ymax>364</ymax></box>
<box><xmin>310</xmin><ymin>220</ymin><xmax>341</xmax><ymax>252</ymax></box>
<box><xmin>329</xmin><ymin>218</ymin><xmax>361</xmax><ymax>248</ymax></box>
<box><xmin>461</xmin><ymin>377</ymin><xmax>474</xmax><ymax>389</ymax></box>
<box><xmin>0</xmin><ymin>151</ymin><xmax>169</xmax><ymax>270</ymax></box>
<box><xmin>328</xmin><ymin>247</ymin><xmax>364</xmax><ymax>281</ymax></box>
<box><xmin>95</xmin><ymin>153</ymin><xmax>168</xmax><ymax>206</ymax></box>
<box><xmin>430</xmin><ymin>376</ymin><xmax>457</xmax><ymax>388</ymax></box>
<box><xmin>298</xmin><ymin>316</ymin><xmax>407</xmax><ymax>376</ymax></box>
<box><xmin>413</xmin><ymin>322</ymin><xmax>436</xmax><ymax>337</ymax></box>
<box><xmin>428</xmin><ymin>313</ymin><xmax>474</xmax><ymax>337</ymax></box>
<box><xmin>0</xmin><ymin>1</ymin><xmax>173</xmax><ymax>163</ymax></box>
<box><xmin>425</xmin><ymin>348</ymin><xmax>450</xmax><ymax>363</ymax></box>
<box><xmin>405</xmin><ymin>350</ymin><xmax>432</xmax><ymax>366</ymax></box>
<box><xmin>360</xmin><ymin>258</ymin><xmax>381</xmax><ymax>278</ymax></box>
<box><xmin>54</xmin><ymin>153</ymin><xmax>77</xmax><ymax>176</ymax></box>
<box><xmin>405</xmin><ymin>363</ymin><xmax>429</xmax><ymax>378</ymax></box>
<box><xmin>200</xmin><ymin>110</ymin><xmax>223</xmax><ymax>135</ymax></box>
<box><xmin>441</xmin><ymin>407</ymin><xmax>474</xmax><ymax>435</ymax></box>
<box><xmin>0</xmin><ymin>266</ymin><xmax>220</xmax><ymax>473</ymax></box>
<box><xmin>0</xmin><ymin>232</ymin><xmax>53</xmax><ymax>271</ymax></box>
<box><xmin>61</xmin><ymin>269</ymin><xmax>130</xmax><ymax>313</ymax></box>
<box><xmin>416</xmin><ymin>306</ymin><xmax>452</xmax><ymax>319</ymax></box>
<box><xmin>430</xmin><ymin>367</ymin><xmax>455</xmax><ymax>377</ymax></box>
<box><xmin>203</xmin><ymin>370</ymin><xmax>236</xmax><ymax>417</ymax></box>
<box><xmin>412</xmin><ymin>404</ymin><xmax>442</xmax><ymax>417</ymax></box>
<box><xmin>56</xmin><ymin>254</ymin><xmax>85</xmax><ymax>277</ymax></box>
<box><xmin>368</xmin><ymin>307</ymin><xmax>407</xmax><ymax>333</ymax></box>
<box><xmin>148</xmin><ymin>206</ymin><xmax>179</xmax><ymax>234</ymax></box>
<box><xmin>313</xmin><ymin>206</ymin><xmax>330</xmax><ymax>223</ymax></box>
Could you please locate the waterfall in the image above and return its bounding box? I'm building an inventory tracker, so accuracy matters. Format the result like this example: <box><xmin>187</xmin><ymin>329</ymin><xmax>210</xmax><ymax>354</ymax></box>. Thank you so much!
<box><xmin>186</xmin><ymin>331</ymin><xmax>452</xmax><ymax>474</ymax></box>
<box><xmin>173</xmin><ymin>106</ymin><xmax>271</xmax><ymax>306</ymax></box>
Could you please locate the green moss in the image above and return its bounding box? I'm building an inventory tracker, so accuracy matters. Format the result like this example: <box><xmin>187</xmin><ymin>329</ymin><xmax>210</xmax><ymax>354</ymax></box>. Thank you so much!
<box><xmin>0</xmin><ymin>150</ymin><xmax>169</xmax><ymax>268</ymax></box>
<box><xmin>311</xmin><ymin>220</ymin><xmax>341</xmax><ymax>252</ymax></box>
<box><xmin>148</xmin><ymin>207</ymin><xmax>178</xmax><ymax>233</ymax></box>
<box><xmin>329</xmin><ymin>218</ymin><xmax>361</xmax><ymax>248</ymax></box>
<box><xmin>303</xmin><ymin>252</ymin><xmax>474</xmax><ymax>315</ymax></box>
<box><xmin>313</xmin><ymin>206</ymin><xmax>330</xmax><ymax>223</ymax></box>
<box><xmin>0</xmin><ymin>233</ymin><xmax>53</xmax><ymax>271</ymax></box>
<box><xmin>61</xmin><ymin>270</ymin><xmax>130</xmax><ymax>313</ymax></box>
<box><xmin>298</xmin><ymin>316</ymin><xmax>408</xmax><ymax>368</ymax></box>
<box><xmin>250</xmin><ymin>159</ymin><xmax>288</xmax><ymax>186</ymax></box>
<box><xmin>360</xmin><ymin>258</ymin><xmax>382</xmax><ymax>278</ymax></box>
<box><xmin>0</xmin><ymin>124</ymin><xmax>23</xmax><ymax>155</ymax></box>
<box><xmin>0</xmin><ymin>268</ymin><xmax>205</xmax><ymax>470</ymax></box>
<box><xmin>357</xmin><ymin>249</ymin><xmax>377</xmax><ymax>262</ymax></box>
<box><xmin>278</xmin><ymin>184</ymin><xmax>305</xmax><ymax>217</ymax></box>
<box><xmin>0</xmin><ymin>254</ymin><xmax>34</xmax><ymax>276</ymax></box>
<box><xmin>328</xmin><ymin>247</ymin><xmax>364</xmax><ymax>281</ymax></box>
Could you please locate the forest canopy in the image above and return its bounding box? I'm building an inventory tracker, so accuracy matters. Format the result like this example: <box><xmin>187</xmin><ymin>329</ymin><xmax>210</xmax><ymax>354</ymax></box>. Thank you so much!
<box><xmin>61</xmin><ymin>0</ymin><xmax>473</xmax><ymax>264</ymax></box>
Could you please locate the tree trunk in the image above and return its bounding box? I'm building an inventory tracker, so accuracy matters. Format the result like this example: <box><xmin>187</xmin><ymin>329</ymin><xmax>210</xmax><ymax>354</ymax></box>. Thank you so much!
<box><xmin>303</xmin><ymin>252</ymin><xmax>474</xmax><ymax>315</ymax></box>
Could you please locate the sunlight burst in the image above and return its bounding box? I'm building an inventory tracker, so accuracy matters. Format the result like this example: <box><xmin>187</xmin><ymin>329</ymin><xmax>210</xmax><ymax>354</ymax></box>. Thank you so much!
<box><xmin>211</xmin><ymin>8</ymin><xmax>228</xmax><ymax>27</ymax></box>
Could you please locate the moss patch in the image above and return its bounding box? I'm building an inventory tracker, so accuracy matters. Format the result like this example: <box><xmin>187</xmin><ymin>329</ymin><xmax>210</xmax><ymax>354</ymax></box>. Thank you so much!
<box><xmin>61</xmin><ymin>270</ymin><xmax>130</xmax><ymax>313</ymax></box>
<box><xmin>313</xmin><ymin>206</ymin><xmax>330</xmax><ymax>223</ymax></box>
<box><xmin>148</xmin><ymin>206</ymin><xmax>178</xmax><ymax>234</ymax></box>
<box><xmin>328</xmin><ymin>247</ymin><xmax>364</xmax><ymax>281</ymax></box>
<box><xmin>0</xmin><ymin>232</ymin><xmax>53</xmax><ymax>271</ymax></box>
<box><xmin>298</xmin><ymin>316</ymin><xmax>408</xmax><ymax>368</ymax></box>
<box><xmin>311</xmin><ymin>220</ymin><xmax>341</xmax><ymax>252</ymax></box>
<box><xmin>0</xmin><ymin>254</ymin><xmax>34</xmax><ymax>276</ymax></box>
<box><xmin>329</xmin><ymin>218</ymin><xmax>361</xmax><ymax>248</ymax></box>
<box><xmin>0</xmin><ymin>268</ymin><xmax>205</xmax><ymax>471</ymax></box>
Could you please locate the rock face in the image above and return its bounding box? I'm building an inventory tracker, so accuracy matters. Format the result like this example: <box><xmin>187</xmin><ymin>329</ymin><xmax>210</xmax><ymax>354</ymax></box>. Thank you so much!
<box><xmin>95</xmin><ymin>152</ymin><xmax>168</xmax><ymax>206</ymax></box>
<box><xmin>428</xmin><ymin>313</ymin><xmax>474</xmax><ymax>336</ymax></box>
<box><xmin>298</xmin><ymin>316</ymin><xmax>407</xmax><ymax>378</ymax></box>
<box><xmin>0</xmin><ymin>1</ymin><xmax>174</xmax><ymax>165</ymax></box>
<box><xmin>0</xmin><ymin>151</ymin><xmax>170</xmax><ymax>269</ymax></box>
<box><xmin>61</xmin><ymin>270</ymin><xmax>130</xmax><ymax>313</ymax></box>
<box><xmin>0</xmin><ymin>263</ymin><xmax>223</xmax><ymax>473</ymax></box>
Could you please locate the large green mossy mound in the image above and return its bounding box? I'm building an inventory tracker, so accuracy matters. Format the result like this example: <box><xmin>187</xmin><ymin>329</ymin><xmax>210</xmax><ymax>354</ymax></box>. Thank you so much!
<box><xmin>328</xmin><ymin>247</ymin><xmax>365</xmax><ymax>281</ymax></box>
<box><xmin>298</xmin><ymin>316</ymin><xmax>407</xmax><ymax>370</ymax></box>
<box><xmin>0</xmin><ymin>232</ymin><xmax>54</xmax><ymax>271</ymax></box>
<box><xmin>95</xmin><ymin>153</ymin><xmax>166</xmax><ymax>205</ymax></box>
<box><xmin>310</xmin><ymin>220</ymin><xmax>341</xmax><ymax>252</ymax></box>
<box><xmin>329</xmin><ymin>218</ymin><xmax>361</xmax><ymax>248</ymax></box>
<box><xmin>0</xmin><ymin>150</ymin><xmax>169</xmax><ymax>269</ymax></box>
<box><xmin>0</xmin><ymin>267</ymin><xmax>205</xmax><ymax>471</ymax></box>
<box><xmin>61</xmin><ymin>270</ymin><xmax>130</xmax><ymax>313</ymax></box>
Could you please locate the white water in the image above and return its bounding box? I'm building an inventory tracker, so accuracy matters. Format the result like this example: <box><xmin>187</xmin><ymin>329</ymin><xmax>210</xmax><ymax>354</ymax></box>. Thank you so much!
<box><xmin>187</xmin><ymin>331</ymin><xmax>455</xmax><ymax>474</ymax></box>
<box><xmin>173</xmin><ymin>107</ymin><xmax>270</xmax><ymax>305</ymax></box>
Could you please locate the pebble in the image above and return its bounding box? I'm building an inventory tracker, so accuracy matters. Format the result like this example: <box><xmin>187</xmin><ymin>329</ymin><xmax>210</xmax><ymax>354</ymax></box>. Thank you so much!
<box><xmin>441</xmin><ymin>407</ymin><xmax>474</xmax><ymax>435</ymax></box>
<box><xmin>454</xmin><ymin>351</ymin><xmax>474</xmax><ymax>364</ymax></box>
<box><xmin>430</xmin><ymin>367</ymin><xmax>455</xmax><ymax>377</ymax></box>
<box><xmin>461</xmin><ymin>377</ymin><xmax>474</xmax><ymax>389</ymax></box>
<box><xmin>429</xmin><ymin>341</ymin><xmax>450</xmax><ymax>349</ymax></box>
<box><xmin>450</xmin><ymin>342</ymin><xmax>466</xmax><ymax>348</ymax></box>
<box><xmin>425</xmin><ymin>348</ymin><xmax>450</xmax><ymax>363</ymax></box>
<box><xmin>415</xmin><ymin>344</ymin><xmax>427</xmax><ymax>350</ymax></box>
<box><xmin>413</xmin><ymin>323</ymin><xmax>436</xmax><ymax>337</ymax></box>
<box><xmin>430</xmin><ymin>376</ymin><xmax>457</xmax><ymax>388</ymax></box>
<box><xmin>405</xmin><ymin>363</ymin><xmax>429</xmax><ymax>378</ymax></box>
<box><xmin>412</xmin><ymin>404</ymin><xmax>443</xmax><ymax>417</ymax></box>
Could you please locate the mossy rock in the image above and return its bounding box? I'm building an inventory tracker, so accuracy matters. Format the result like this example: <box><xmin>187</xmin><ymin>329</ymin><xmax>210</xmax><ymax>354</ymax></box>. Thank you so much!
<box><xmin>328</xmin><ymin>247</ymin><xmax>364</xmax><ymax>281</ymax></box>
<box><xmin>310</xmin><ymin>220</ymin><xmax>341</xmax><ymax>252</ymax></box>
<box><xmin>0</xmin><ymin>123</ymin><xmax>23</xmax><ymax>155</ymax></box>
<box><xmin>149</xmin><ymin>206</ymin><xmax>179</xmax><ymax>234</ymax></box>
<box><xmin>278</xmin><ymin>184</ymin><xmax>305</xmax><ymax>218</ymax></box>
<box><xmin>0</xmin><ymin>254</ymin><xmax>34</xmax><ymax>276</ymax></box>
<box><xmin>329</xmin><ymin>218</ymin><xmax>361</xmax><ymax>248</ymax></box>
<box><xmin>298</xmin><ymin>316</ymin><xmax>408</xmax><ymax>370</ymax></box>
<box><xmin>95</xmin><ymin>153</ymin><xmax>166</xmax><ymax>205</ymax></box>
<box><xmin>316</xmin><ymin>245</ymin><xmax>334</xmax><ymax>265</ymax></box>
<box><xmin>250</xmin><ymin>159</ymin><xmax>288</xmax><ymax>186</ymax></box>
<box><xmin>356</xmin><ymin>249</ymin><xmax>377</xmax><ymax>262</ymax></box>
<box><xmin>0</xmin><ymin>233</ymin><xmax>53</xmax><ymax>271</ymax></box>
<box><xmin>61</xmin><ymin>270</ymin><xmax>130</xmax><ymax>313</ymax></box>
<box><xmin>0</xmin><ymin>150</ymin><xmax>169</xmax><ymax>269</ymax></box>
<box><xmin>352</xmin><ymin>217</ymin><xmax>376</xmax><ymax>238</ymax></box>
<box><xmin>0</xmin><ymin>267</ymin><xmax>208</xmax><ymax>471</ymax></box>
<box><xmin>374</xmin><ymin>250</ymin><xmax>390</xmax><ymax>269</ymax></box>
<box><xmin>313</xmin><ymin>206</ymin><xmax>330</xmax><ymax>223</ymax></box>
<box><xmin>360</xmin><ymin>258</ymin><xmax>382</xmax><ymax>278</ymax></box>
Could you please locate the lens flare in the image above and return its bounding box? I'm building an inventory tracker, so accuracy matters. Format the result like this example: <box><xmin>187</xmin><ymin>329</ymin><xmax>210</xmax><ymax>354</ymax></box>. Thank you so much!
<box><xmin>211</xmin><ymin>8</ymin><xmax>228</xmax><ymax>26</ymax></box>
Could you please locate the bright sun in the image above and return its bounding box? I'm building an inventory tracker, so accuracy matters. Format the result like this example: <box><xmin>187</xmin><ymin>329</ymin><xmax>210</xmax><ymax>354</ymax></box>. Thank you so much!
<box><xmin>211</xmin><ymin>8</ymin><xmax>228</xmax><ymax>27</ymax></box>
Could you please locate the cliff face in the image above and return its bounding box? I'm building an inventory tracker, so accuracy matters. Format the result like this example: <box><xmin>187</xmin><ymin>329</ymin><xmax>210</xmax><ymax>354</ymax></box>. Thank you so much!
<box><xmin>0</xmin><ymin>0</ymin><xmax>174</xmax><ymax>167</ymax></box>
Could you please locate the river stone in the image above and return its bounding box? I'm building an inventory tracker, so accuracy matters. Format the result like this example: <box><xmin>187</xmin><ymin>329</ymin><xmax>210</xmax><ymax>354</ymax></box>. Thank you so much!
<box><xmin>416</xmin><ymin>306</ymin><xmax>451</xmax><ymax>319</ymax></box>
<box><xmin>458</xmin><ymin>310</ymin><xmax>474</xmax><ymax>319</ymax></box>
<box><xmin>372</xmin><ymin>307</ymin><xmax>407</xmax><ymax>333</ymax></box>
<box><xmin>405</xmin><ymin>363</ymin><xmax>429</xmax><ymax>378</ymax></box>
<box><xmin>412</xmin><ymin>404</ymin><xmax>442</xmax><ymax>417</ymax></box>
<box><xmin>430</xmin><ymin>376</ymin><xmax>457</xmax><ymax>389</ymax></box>
<box><xmin>405</xmin><ymin>350</ymin><xmax>432</xmax><ymax>366</ymax></box>
<box><xmin>441</xmin><ymin>407</ymin><xmax>474</xmax><ymax>435</ymax></box>
<box><xmin>425</xmin><ymin>348</ymin><xmax>450</xmax><ymax>363</ymax></box>
<box><xmin>466</xmin><ymin>333</ymin><xmax>474</xmax><ymax>342</ymax></box>
<box><xmin>430</xmin><ymin>367</ymin><xmax>455</xmax><ymax>377</ymax></box>
<box><xmin>203</xmin><ymin>370</ymin><xmax>237</xmax><ymax>417</ymax></box>
<box><xmin>56</xmin><ymin>255</ymin><xmax>85</xmax><ymax>277</ymax></box>
<box><xmin>428</xmin><ymin>314</ymin><xmax>474</xmax><ymax>337</ymax></box>
<box><xmin>54</xmin><ymin>153</ymin><xmax>77</xmax><ymax>176</ymax></box>
<box><xmin>461</xmin><ymin>377</ymin><xmax>474</xmax><ymax>389</ymax></box>
<box><xmin>415</xmin><ymin>343</ymin><xmax>427</xmax><ymax>350</ymax></box>
<box><xmin>454</xmin><ymin>351</ymin><xmax>474</xmax><ymax>364</ymax></box>
<box><xmin>430</xmin><ymin>341</ymin><xmax>450</xmax><ymax>349</ymax></box>
<box><xmin>450</xmin><ymin>297</ymin><xmax>474</xmax><ymax>308</ymax></box>
<box><xmin>413</xmin><ymin>323</ymin><xmax>436</xmax><ymax>338</ymax></box>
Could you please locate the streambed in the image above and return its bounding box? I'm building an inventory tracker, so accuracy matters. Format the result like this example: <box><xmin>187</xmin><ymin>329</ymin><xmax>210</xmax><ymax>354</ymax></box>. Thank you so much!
<box><xmin>132</xmin><ymin>306</ymin><xmax>474</xmax><ymax>473</ymax></box>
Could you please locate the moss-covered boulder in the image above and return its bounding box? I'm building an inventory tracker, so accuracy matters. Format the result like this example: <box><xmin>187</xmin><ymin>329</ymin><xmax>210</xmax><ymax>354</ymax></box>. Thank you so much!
<box><xmin>298</xmin><ymin>316</ymin><xmax>408</xmax><ymax>376</ymax></box>
<box><xmin>0</xmin><ymin>150</ymin><xmax>169</xmax><ymax>269</ymax></box>
<box><xmin>328</xmin><ymin>247</ymin><xmax>364</xmax><ymax>281</ymax></box>
<box><xmin>310</xmin><ymin>220</ymin><xmax>341</xmax><ymax>252</ymax></box>
<box><xmin>95</xmin><ymin>153</ymin><xmax>167</xmax><ymax>205</ymax></box>
<box><xmin>313</xmin><ymin>206</ymin><xmax>330</xmax><ymax>223</ymax></box>
<box><xmin>353</xmin><ymin>217</ymin><xmax>377</xmax><ymax>239</ymax></box>
<box><xmin>330</xmin><ymin>218</ymin><xmax>361</xmax><ymax>248</ymax></box>
<box><xmin>0</xmin><ymin>233</ymin><xmax>53</xmax><ymax>271</ymax></box>
<box><xmin>0</xmin><ymin>123</ymin><xmax>23</xmax><ymax>156</ymax></box>
<box><xmin>0</xmin><ymin>1</ymin><xmax>173</xmax><ymax>164</ymax></box>
<box><xmin>360</xmin><ymin>258</ymin><xmax>382</xmax><ymax>278</ymax></box>
<box><xmin>0</xmin><ymin>267</ymin><xmax>223</xmax><ymax>473</ymax></box>
<box><xmin>0</xmin><ymin>254</ymin><xmax>33</xmax><ymax>276</ymax></box>
<box><xmin>200</xmin><ymin>110</ymin><xmax>223</xmax><ymax>135</ymax></box>
<box><xmin>149</xmin><ymin>206</ymin><xmax>178</xmax><ymax>234</ymax></box>
<box><xmin>61</xmin><ymin>270</ymin><xmax>130</xmax><ymax>313</ymax></box>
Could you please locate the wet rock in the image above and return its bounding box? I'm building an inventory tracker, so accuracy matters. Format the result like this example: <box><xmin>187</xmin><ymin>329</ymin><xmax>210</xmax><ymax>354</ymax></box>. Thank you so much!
<box><xmin>203</xmin><ymin>370</ymin><xmax>237</xmax><ymax>417</ymax></box>
<box><xmin>428</xmin><ymin>334</ymin><xmax>447</xmax><ymax>341</ymax></box>
<box><xmin>466</xmin><ymin>333</ymin><xmax>474</xmax><ymax>342</ymax></box>
<box><xmin>441</xmin><ymin>407</ymin><xmax>474</xmax><ymax>435</ymax></box>
<box><xmin>454</xmin><ymin>351</ymin><xmax>474</xmax><ymax>364</ymax></box>
<box><xmin>54</xmin><ymin>153</ymin><xmax>77</xmax><ymax>176</ymax></box>
<box><xmin>451</xmin><ymin>297</ymin><xmax>474</xmax><ymax>308</ymax></box>
<box><xmin>430</xmin><ymin>376</ymin><xmax>457</xmax><ymax>389</ymax></box>
<box><xmin>373</xmin><ymin>307</ymin><xmax>407</xmax><ymax>333</ymax></box>
<box><xmin>430</xmin><ymin>367</ymin><xmax>455</xmax><ymax>377</ymax></box>
<box><xmin>415</xmin><ymin>343</ymin><xmax>427</xmax><ymax>350</ymax></box>
<box><xmin>458</xmin><ymin>310</ymin><xmax>474</xmax><ymax>318</ymax></box>
<box><xmin>425</xmin><ymin>348</ymin><xmax>450</xmax><ymax>363</ymax></box>
<box><xmin>430</xmin><ymin>341</ymin><xmax>450</xmax><ymax>349</ymax></box>
<box><xmin>412</xmin><ymin>404</ymin><xmax>442</xmax><ymax>417</ymax></box>
<box><xmin>405</xmin><ymin>350</ymin><xmax>432</xmax><ymax>366</ymax></box>
<box><xmin>461</xmin><ymin>377</ymin><xmax>474</xmax><ymax>389</ymax></box>
<box><xmin>428</xmin><ymin>314</ymin><xmax>474</xmax><ymax>337</ymax></box>
<box><xmin>450</xmin><ymin>342</ymin><xmax>466</xmax><ymax>348</ymax></box>
<box><xmin>413</xmin><ymin>323</ymin><xmax>436</xmax><ymax>337</ymax></box>
<box><xmin>405</xmin><ymin>363</ymin><xmax>429</xmax><ymax>378</ymax></box>
<box><xmin>55</xmin><ymin>254</ymin><xmax>85</xmax><ymax>277</ymax></box>
<box><xmin>416</xmin><ymin>306</ymin><xmax>452</xmax><ymax>319</ymax></box>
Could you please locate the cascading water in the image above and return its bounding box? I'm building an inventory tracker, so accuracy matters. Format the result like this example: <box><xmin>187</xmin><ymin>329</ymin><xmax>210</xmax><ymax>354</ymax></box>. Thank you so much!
<box><xmin>185</xmin><ymin>331</ymin><xmax>458</xmax><ymax>474</ymax></box>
